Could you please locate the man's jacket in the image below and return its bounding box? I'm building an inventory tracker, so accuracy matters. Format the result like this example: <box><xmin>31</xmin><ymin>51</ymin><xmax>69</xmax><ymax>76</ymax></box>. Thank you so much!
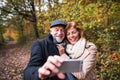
<box><xmin>24</xmin><ymin>34</ymin><xmax>61</xmax><ymax>80</ymax></box>
<box><xmin>24</xmin><ymin>34</ymin><xmax>76</xmax><ymax>80</ymax></box>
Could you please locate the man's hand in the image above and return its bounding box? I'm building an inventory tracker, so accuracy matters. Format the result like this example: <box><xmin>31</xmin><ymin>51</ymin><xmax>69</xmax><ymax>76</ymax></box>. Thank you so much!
<box><xmin>38</xmin><ymin>55</ymin><xmax>65</xmax><ymax>79</ymax></box>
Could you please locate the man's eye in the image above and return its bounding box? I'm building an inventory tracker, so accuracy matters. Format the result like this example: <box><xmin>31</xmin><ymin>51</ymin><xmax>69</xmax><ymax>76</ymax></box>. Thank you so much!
<box><xmin>54</xmin><ymin>29</ymin><xmax>58</xmax><ymax>31</ymax></box>
<box><xmin>60</xmin><ymin>29</ymin><xmax>64</xmax><ymax>32</ymax></box>
<box><xmin>55</xmin><ymin>29</ymin><xmax>58</xmax><ymax>31</ymax></box>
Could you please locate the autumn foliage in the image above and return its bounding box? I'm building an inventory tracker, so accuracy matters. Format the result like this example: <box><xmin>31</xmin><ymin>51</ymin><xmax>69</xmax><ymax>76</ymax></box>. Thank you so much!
<box><xmin>0</xmin><ymin>0</ymin><xmax>120</xmax><ymax>80</ymax></box>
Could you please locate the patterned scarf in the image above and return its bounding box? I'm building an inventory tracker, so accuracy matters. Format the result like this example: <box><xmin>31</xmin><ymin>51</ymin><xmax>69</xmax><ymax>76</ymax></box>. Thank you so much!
<box><xmin>52</xmin><ymin>36</ymin><xmax>66</xmax><ymax>47</ymax></box>
<box><xmin>66</xmin><ymin>38</ymin><xmax>86</xmax><ymax>58</ymax></box>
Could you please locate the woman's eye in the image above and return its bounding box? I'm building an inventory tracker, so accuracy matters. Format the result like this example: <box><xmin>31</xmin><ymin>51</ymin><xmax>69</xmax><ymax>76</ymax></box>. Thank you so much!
<box><xmin>67</xmin><ymin>33</ymin><xmax>70</xmax><ymax>36</ymax></box>
<box><xmin>72</xmin><ymin>31</ymin><xmax>77</xmax><ymax>34</ymax></box>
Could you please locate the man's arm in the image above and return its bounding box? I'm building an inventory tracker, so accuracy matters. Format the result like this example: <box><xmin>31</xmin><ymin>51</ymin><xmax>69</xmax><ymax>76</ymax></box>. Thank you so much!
<box><xmin>24</xmin><ymin>41</ymin><xmax>65</xmax><ymax>80</ymax></box>
<box><xmin>24</xmin><ymin>41</ymin><xmax>45</xmax><ymax>80</ymax></box>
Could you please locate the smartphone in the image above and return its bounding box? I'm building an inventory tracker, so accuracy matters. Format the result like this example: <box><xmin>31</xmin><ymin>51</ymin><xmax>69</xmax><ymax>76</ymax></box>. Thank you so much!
<box><xmin>59</xmin><ymin>59</ymin><xmax>83</xmax><ymax>73</ymax></box>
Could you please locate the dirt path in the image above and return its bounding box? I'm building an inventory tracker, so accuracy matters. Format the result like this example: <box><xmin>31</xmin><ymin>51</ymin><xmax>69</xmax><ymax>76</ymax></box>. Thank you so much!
<box><xmin>0</xmin><ymin>41</ymin><xmax>32</xmax><ymax>80</ymax></box>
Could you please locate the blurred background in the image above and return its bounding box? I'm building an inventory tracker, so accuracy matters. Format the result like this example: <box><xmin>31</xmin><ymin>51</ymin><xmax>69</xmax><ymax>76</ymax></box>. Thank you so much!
<box><xmin>0</xmin><ymin>0</ymin><xmax>120</xmax><ymax>80</ymax></box>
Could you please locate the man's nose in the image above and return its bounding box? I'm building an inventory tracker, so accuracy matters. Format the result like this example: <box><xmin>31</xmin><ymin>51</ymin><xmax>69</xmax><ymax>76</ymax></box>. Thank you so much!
<box><xmin>58</xmin><ymin>30</ymin><xmax>63</xmax><ymax>34</ymax></box>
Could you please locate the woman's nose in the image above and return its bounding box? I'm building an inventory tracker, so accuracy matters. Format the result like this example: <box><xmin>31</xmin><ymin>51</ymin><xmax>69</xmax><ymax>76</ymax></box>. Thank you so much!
<box><xmin>69</xmin><ymin>34</ymin><xmax>74</xmax><ymax>38</ymax></box>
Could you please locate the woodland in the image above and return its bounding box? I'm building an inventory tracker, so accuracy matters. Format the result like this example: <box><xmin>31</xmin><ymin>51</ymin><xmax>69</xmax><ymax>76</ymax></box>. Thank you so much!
<box><xmin>0</xmin><ymin>0</ymin><xmax>120</xmax><ymax>80</ymax></box>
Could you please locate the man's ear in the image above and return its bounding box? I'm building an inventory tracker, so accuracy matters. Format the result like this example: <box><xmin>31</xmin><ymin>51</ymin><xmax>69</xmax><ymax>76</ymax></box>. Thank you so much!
<box><xmin>50</xmin><ymin>28</ymin><xmax>52</xmax><ymax>32</ymax></box>
<box><xmin>50</xmin><ymin>28</ymin><xmax>53</xmax><ymax>35</ymax></box>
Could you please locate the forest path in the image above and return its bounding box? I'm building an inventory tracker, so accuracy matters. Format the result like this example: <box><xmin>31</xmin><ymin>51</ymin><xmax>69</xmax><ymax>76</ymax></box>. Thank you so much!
<box><xmin>0</xmin><ymin>41</ymin><xmax>33</xmax><ymax>80</ymax></box>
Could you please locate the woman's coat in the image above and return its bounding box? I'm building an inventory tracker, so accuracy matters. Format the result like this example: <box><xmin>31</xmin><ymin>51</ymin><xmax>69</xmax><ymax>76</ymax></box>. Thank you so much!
<box><xmin>61</xmin><ymin>42</ymin><xmax>97</xmax><ymax>80</ymax></box>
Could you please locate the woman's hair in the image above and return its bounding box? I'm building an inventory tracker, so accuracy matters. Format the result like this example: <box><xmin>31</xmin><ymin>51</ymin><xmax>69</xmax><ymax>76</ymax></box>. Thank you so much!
<box><xmin>65</xmin><ymin>21</ymin><xmax>86</xmax><ymax>40</ymax></box>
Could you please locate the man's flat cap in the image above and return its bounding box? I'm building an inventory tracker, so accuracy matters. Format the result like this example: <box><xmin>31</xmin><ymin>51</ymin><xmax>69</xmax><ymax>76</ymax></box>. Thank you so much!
<box><xmin>50</xmin><ymin>20</ymin><xmax>66</xmax><ymax>28</ymax></box>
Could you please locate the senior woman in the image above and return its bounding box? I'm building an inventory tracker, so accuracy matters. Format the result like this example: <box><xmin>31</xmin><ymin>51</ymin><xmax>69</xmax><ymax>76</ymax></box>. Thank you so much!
<box><xmin>57</xmin><ymin>21</ymin><xmax>97</xmax><ymax>80</ymax></box>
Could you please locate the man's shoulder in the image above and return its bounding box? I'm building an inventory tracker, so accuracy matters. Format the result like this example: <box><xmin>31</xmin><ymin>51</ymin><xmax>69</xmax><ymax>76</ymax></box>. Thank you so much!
<box><xmin>32</xmin><ymin>39</ymin><xmax>46</xmax><ymax>46</ymax></box>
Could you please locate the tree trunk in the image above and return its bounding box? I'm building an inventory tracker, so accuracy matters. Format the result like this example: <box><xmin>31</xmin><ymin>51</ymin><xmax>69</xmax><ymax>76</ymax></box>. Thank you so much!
<box><xmin>31</xmin><ymin>0</ymin><xmax>39</xmax><ymax>39</ymax></box>
<box><xmin>33</xmin><ymin>22</ymin><xmax>39</xmax><ymax>39</ymax></box>
<box><xmin>0</xmin><ymin>32</ymin><xmax>4</xmax><ymax>43</ymax></box>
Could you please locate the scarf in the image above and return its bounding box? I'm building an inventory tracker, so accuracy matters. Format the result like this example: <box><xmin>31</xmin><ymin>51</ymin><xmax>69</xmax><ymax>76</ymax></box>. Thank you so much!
<box><xmin>53</xmin><ymin>36</ymin><xmax>66</xmax><ymax>47</ymax></box>
<box><xmin>66</xmin><ymin>38</ymin><xmax>86</xmax><ymax>59</ymax></box>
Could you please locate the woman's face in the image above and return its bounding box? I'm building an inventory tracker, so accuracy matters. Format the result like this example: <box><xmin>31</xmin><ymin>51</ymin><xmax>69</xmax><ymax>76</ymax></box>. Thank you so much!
<box><xmin>66</xmin><ymin>27</ymin><xmax>80</xmax><ymax>45</ymax></box>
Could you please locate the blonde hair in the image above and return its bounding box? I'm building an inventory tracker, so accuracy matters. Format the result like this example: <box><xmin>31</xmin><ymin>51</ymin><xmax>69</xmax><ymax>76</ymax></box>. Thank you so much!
<box><xmin>65</xmin><ymin>21</ymin><xmax>86</xmax><ymax>41</ymax></box>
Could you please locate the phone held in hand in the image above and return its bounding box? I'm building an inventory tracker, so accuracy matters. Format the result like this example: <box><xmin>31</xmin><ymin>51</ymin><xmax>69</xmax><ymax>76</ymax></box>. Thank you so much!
<box><xmin>59</xmin><ymin>59</ymin><xmax>83</xmax><ymax>73</ymax></box>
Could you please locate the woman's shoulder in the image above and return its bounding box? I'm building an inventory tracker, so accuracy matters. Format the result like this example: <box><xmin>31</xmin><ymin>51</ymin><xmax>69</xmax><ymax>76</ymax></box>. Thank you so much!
<box><xmin>85</xmin><ymin>41</ymin><xmax>97</xmax><ymax>50</ymax></box>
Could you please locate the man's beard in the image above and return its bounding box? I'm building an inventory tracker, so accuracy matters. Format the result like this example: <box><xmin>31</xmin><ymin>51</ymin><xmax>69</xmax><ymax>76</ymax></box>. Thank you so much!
<box><xmin>55</xmin><ymin>37</ymin><xmax>64</xmax><ymax>43</ymax></box>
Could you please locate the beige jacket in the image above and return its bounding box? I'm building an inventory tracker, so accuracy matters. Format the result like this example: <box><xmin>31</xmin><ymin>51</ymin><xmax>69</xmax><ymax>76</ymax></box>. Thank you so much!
<box><xmin>61</xmin><ymin>42</ymin><xmax>97</xmax><ymax>80</ymax></box>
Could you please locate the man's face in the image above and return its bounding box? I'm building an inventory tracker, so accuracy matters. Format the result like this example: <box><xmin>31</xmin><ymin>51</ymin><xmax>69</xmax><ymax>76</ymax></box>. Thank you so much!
<box><xmin>50</xmin><ymin>26</ymin><xmax>65</xmax><ymax>43</ymax></box>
